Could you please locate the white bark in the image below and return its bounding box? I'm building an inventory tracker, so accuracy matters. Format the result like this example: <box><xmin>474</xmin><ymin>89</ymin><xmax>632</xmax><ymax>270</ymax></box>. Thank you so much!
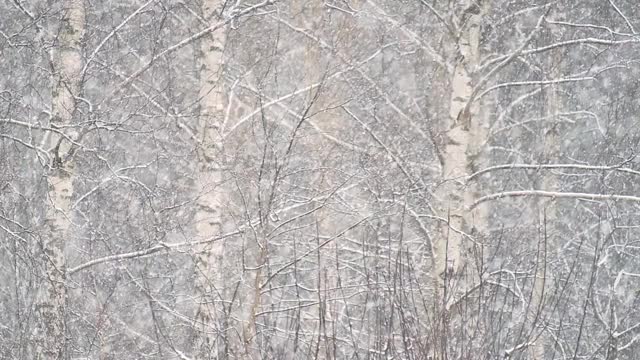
<box><xmin>193</xmin><ymin>1</ymin><xmax>229</xmax><ymax>357</ymax></box>
<box><xmin>434</xmin><ymin>0</ymin><xmax>487</xmax><ymax>305</ymax></box>
<box><xmin>38</xmin><ymin>0</ymin><xmax>85</xmax><ymax>358</ymax></box>
<box><xmin>431</xmin><ymin>1</ymin><xmax>489</xmax><ymax>357</ymax></box>
<box><xmin>193</xmin><ymin>2</ymin><xmax>266</xmax><ymax>357</ymax></box>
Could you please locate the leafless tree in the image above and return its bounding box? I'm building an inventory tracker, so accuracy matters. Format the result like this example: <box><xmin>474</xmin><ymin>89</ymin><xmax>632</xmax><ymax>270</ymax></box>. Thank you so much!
<box><xmin>3</xmin><ymin>0</ymin><xmax>640</xmax><ymax>359</ymax></box>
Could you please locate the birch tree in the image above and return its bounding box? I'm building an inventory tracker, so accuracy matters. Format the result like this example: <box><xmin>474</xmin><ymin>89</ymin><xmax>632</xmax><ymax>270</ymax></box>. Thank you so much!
<box><xmin>192</xmin><ymin>0</ymin><xmax>230</xmax><ymax>357</ymax></box>
<box><xmin>4</xmin><ymin>0</ymin><xmax>640</xmax><ymax>359</ymax></box>
<box><xmin>431</xmin><ymin>2</ymin><xmax>491</xmax><ymax>355</ymax></box>
<box><xmin>36</xmin><ymin>0</ymin><xmax>85</xmax><ymax>358</ymax></box>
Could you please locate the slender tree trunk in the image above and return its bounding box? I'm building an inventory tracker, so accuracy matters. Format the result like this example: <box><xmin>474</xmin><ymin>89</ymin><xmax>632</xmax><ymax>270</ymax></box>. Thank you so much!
<box><xmin>38</xmin><ymin>1</ymin><xmax>85</xmax><ymax>358</ymax></box>
<box><xmin>193</xmin><ymin>1</ymin><xmax>228</xmax><ymax>357</ymax></box>
<box><xmin>528</xmin><ymin>45</ymin><xmax>562</xmax><ymax>360</ymax></box>
<box><xmin>433</xmin><ymin>0</ymin><xmax>487</xmax><ymax>357</ymax></box>
<box><xmin>193</xmin><ymin>2</ymin><xmax>265</xmax><ymax>357</ymax></box>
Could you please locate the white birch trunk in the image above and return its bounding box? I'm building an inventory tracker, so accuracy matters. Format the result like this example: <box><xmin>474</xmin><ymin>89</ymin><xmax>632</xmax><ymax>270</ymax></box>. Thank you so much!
<box><xmin>193</xmin><ymin>1</ymin><xmax>228</xmax><ymax>357</ymax></box>
<box><xmin>433</xmin><ymin>0</ymin><xmax>487</xmax><ymax>356</ymax></box>
<box><xmin>38</xmin><ymin>1</ymin><xmax>85</xmax><ymax>358</ymax></box>
<box><xmin>191</xmin><ymin>2</ymin><xmax>270</xmax><ymax>355</ymax></box>
<box><xmin>193</xmin><ymin>1</ymin><xmax>264</xmax><ymax>357</ymax></box>
<box><xmin>435</xmin><ymin>0</ymin><xmax>485</xmax><ymax>299</ymax></box>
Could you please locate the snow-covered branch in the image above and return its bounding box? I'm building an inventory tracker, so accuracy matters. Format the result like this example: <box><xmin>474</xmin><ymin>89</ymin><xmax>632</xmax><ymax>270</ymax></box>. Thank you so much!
<box><xmin>472</xmin><ymin>190</ymin><xmax>640</xmax><ymax>208</ymax></box>
<box><xmin>469</xmin><ymin>163</ymin><xmax>640</xmax><ymax>180</ymax></box>
<box><xmin>67</xmin><ymin>230</ymin><xmax>242</xmax><ymax>275</ymax></box>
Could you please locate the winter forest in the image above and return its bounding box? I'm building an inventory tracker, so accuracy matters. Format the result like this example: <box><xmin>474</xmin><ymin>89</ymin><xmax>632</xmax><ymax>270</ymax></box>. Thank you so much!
<box><xmin>2</xmin><ymin>0</ymin><xmax>640</xmax><ymax>359</ymax></box>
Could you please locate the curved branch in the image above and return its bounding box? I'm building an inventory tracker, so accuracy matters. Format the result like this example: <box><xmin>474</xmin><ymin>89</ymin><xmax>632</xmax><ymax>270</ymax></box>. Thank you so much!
<box><xmin>109</xmin><ymin>0</ymin><xmax>273</xmax><ymax>98</ymax></box>
<box><xmin>468</xmin><ymin>163</ymin><xmax>640</xmax><ymax>180</ymax></box>
<box><xmin>472</xmin><ymin>190</ymin><xmax>640</xmax><ymax>209</ymax></box>
<box><xmin>67</xmin><ymin>230</ymin><xmax>242</xmax><ymax>275</ymax></box>
<box><xmin>480</xmin><ymin>37</ymin><xmax>639</xmax><ymax>70</ymax></box>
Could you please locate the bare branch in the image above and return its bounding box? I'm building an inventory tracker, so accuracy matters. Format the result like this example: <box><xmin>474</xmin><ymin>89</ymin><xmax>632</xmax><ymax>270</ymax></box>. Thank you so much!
<box><xmin>473</xmin><ymin>190</ymin><xmax>640</xmax><ymax>208</ymax></box>
<box><xmin>469</xmin><ymin>163</ymin><xmax>640</xmax><ymax>180</ymax></box>
<box><xmin>108</xmin><ymin>0</ymin><xmax>273</xmax><ymax>98</ymax></box>
<box><xmin>67</xmin><ymin>230</ymin><xmax>242</xmax><ymax>275</ymax></box>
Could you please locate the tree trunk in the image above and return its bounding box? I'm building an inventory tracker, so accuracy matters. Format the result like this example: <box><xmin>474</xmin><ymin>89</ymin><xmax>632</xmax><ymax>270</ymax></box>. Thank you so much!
<box><xmin>193</xmin><ymin>1</ymin><xmax>264</xmax><ymax>357</ymax></box>
<box><xmin>433</xmin><ymin>0</ymin><xmax>488</xmax><ymax>357</ymax></box>
<box><xmin>192</xmin><ymin>1</ymin><xmax>229</xmax><ymax>358</ymax></box>
<box><xmin>38</xmin><ymin>1</ymin><xmax>85</xmax><ymax>358</ymax></box>
<box><xmin>528</xmin><ymin>44</ymin><xmax>562</xmax><ymax>360</ymax></box>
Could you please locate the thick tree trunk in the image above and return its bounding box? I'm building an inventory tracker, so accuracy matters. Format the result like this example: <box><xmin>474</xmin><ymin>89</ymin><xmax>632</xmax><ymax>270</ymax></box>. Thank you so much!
<box><xmin>38</xmin><ymin>1</ymin><xmax>85</xmax><ymax>358</ymax></box>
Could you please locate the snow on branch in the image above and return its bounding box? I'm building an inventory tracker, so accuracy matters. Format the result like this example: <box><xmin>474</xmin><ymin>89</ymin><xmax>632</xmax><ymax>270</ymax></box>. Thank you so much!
<box><xmin>472</xmin><ymin>190</ymin><xmax>640</xmax><ymax>209</ymax></box>
<box><xmin>468</xmin><ymin>163</ymin><xmax>640</xmax><ymax>180</ymax></box>
<box><xmin>110</xmin><ymin>0</ymin><xmax>273</xmax><ymax>98</ymax></box>
<box><xmin>67</xmin><ymin>230</ymin><xmax>242</xmax><ymax>275</ymax></box>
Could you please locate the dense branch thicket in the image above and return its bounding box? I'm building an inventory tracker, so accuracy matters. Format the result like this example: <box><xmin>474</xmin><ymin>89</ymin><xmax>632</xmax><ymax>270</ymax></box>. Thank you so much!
<box><xmin>2</xmin><ymin>0</ymin><xmax>640</xmax><ymax>359</ymax></box>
